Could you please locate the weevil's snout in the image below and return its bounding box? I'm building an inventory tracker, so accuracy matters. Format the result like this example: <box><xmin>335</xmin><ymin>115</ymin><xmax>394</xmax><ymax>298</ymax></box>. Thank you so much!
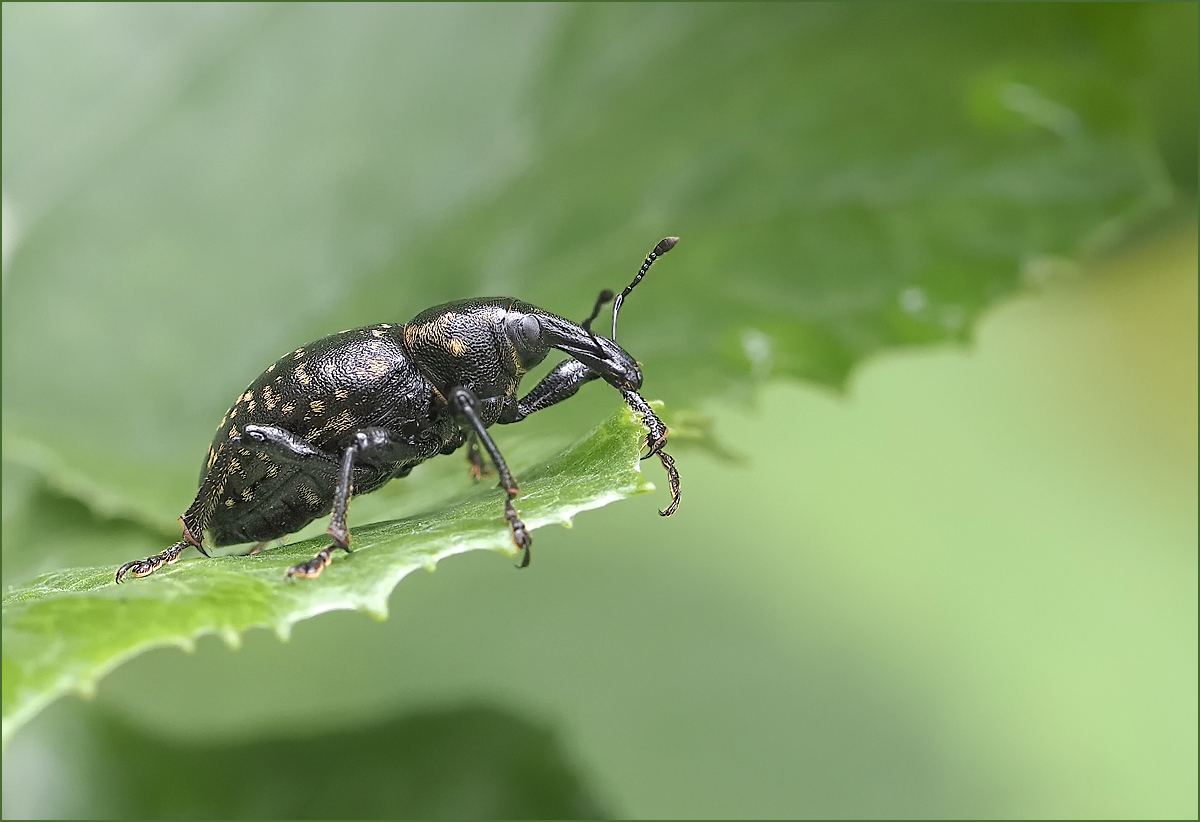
<box><xmin>609</xmin><ymin>349</ymin><xmax>643</xmax><ymax>391</ymax></box>
<box><xmin>541</xmin><ymin>315</ymin><xmax>642</xmax><ymax>390</ymax></box>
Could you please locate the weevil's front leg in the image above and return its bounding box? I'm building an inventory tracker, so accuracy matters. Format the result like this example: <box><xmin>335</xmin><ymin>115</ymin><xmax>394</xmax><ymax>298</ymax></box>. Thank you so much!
<box><xmin>621</xmin><ymin>389</ymin><xmax>681</xmax><ymax>517</ymax></box>
<box><xmin>287</xmin><ymin>427</ymin><xmax>404</xmax><ymax>579</ymax></box>
<box><xmin>450</xmin><ymin>386</ymin><xmax>531</xmax><ymax>567</ymax></box>
<box><xmin>498</xmin><ymin>359</ymin><xmax>599</xmax><ymax>424</ymax></box>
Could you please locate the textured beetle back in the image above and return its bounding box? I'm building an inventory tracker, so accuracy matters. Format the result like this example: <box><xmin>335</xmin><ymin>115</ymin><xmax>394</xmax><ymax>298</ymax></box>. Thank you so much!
<box><xmin>402</xmin><ymin>298</ymin><xmax>534</xmax><ymax>401</ymax></box>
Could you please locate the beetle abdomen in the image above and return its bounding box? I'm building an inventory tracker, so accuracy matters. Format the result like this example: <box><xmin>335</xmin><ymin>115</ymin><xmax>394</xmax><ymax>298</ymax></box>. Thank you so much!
<box><xmin>197</xmin><ymin>323</ymin><xmax>453</xmax><ymax>544</ymax></box>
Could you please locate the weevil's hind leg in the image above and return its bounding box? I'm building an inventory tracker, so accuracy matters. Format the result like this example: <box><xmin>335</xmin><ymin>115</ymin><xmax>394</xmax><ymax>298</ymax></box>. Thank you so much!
<box><xmin>115</xmin><ymin>540</ymin><xmax>192</xmax><ymax>583</ymax></box>
<box><xmin>450</xmin><ymin>386</ymin><xmax>532</xmax><ymax>567</ymax></box>
<box><xmin>287</xmin><ymin>427</ymin><xmax>409</xmax><ymax>580</ymax></box>
<box><xmin>465</xmin><ymin>432</ymin><xmax>493</xmax><ymax>482</ymax></box>
<box><xmin>287</xmin><ymin>441</ymin><xmax>359</xmax><ymax>579</ymax></box>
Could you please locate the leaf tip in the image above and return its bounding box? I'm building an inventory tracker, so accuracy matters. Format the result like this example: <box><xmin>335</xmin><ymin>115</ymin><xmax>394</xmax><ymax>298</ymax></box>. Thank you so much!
<box><xmin>218</xmin><ymin>625</ymin><xmax>242</xmax><ymax>650</ymax></box>
<box><xmin>363</xmin><ymin>604</ymin><xmax>389</xmax><ymax>622</ymax></box>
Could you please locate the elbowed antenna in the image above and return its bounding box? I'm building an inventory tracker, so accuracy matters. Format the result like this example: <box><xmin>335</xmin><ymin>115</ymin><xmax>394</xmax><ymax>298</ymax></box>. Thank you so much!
<box><xmin>578</xmin><ymin>288</ymin><xmax>616</xmax><ymax>358</ymax></box>
<box><xmin>612</xmin><ymin>237</ymin><xmax>678</xmax><ymax>340</ymax></box>
<box><xmin>581</xmin><ymin>289</ymin><xmax>614</xmax><ymax>333</ymax></box>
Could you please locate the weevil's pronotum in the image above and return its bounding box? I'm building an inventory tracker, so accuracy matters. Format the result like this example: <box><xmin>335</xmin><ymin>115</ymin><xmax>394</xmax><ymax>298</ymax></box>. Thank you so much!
<box><xmin>115</xmin><ymin>239</ymin><xmax>682</xmax><ymax>581</ymax></box>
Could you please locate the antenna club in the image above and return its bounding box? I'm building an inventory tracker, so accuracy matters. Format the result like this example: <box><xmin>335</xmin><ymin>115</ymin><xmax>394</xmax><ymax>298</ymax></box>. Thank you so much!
<box><xmin>612</xmin><ymin>236</ymin><xmax>679</xmax><ymax>340</ymax></box>
<box><xmin>654</xmin><ymin>237</ymin><xmax>679</xmax><ymax>256</ymax></box>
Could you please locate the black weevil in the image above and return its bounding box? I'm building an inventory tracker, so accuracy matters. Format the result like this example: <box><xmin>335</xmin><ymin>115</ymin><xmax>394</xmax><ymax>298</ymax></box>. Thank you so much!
<box><xmin>115</xmin><ymin>238</ymin><xmax>682</xmax><ymax>581</ymax></box>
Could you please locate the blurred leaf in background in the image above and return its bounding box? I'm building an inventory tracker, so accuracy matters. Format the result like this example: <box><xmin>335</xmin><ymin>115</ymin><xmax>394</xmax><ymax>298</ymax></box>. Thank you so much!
<box><xmin>1</xmin><ymin>702</ymin><xmax>604</xmax><ymax>819</ymax></box>
<box><xmin>2</xmin><ymin>2</ymin><xmax>1196</xmax><ymax>819</ymax></box>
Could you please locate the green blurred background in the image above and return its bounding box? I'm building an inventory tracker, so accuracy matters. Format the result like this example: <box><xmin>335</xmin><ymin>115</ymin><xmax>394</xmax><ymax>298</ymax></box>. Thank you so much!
<box><xmin>3</xmin><ymin>3</ymin><xmax>1196</xmax><ymax>819</ymax></box>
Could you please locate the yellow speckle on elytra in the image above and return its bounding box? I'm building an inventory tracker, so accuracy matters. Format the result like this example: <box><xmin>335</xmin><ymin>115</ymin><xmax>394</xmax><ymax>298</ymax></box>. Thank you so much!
<box><xmin>295</xmin><ymin>365</ymin><xmax>311</xmax><ymax>385</ymax></box>
<box><xmin>229</xmin><ymin>408</ymin><xmax>237</xmax><ymax>418</ymax></box>
<box><xmin>267</xmin><ymin>363</ymin><xmax>276</xmax><ymax>373</ymax></box>
<box><xmin>229</xmin><ymin>458</ymin><xmax>241</xmax><ymax>472</ymax></box>
<box><xmin>310</xmin><ymin>399</ymin><xmax>325</xmax><ymax>414</ymax></box>
<box><xmin>371</xmin><ymin>329</ymin><xmax>385</xmax><ymax>338</ymax></box>
<box><xmin>265</xmin><ymin>464</ymin><xmax>279</xmax><ymax>478</ymax></box>
<box><xmin>330</xmin><ymin>410</ymin><xmax>355</xmax><ymax>432</ymax></box>
<box><xmin>225</xmin><ymin>499</ymin><xmax>235</xmax><ymax>507</ymax></box>
<box><xmin>294</xmin><ymin>348</ymin><xmax>305</xmax><ymax>359</ymax></box>
<box><xmin>241</xmin><ymin>488</ymin><xmax>254</xmax><ymax>501</ymax></box>
<box><xmin>334</xmin><ymin>388</ymin><xmax>349</xmax><ymax>400</ymax></box>
<box><xmin>281</xmin><ymin>403</ymin><xmax>295</xmax><ymax>414</ymax></box>
<box><xmin>447</xmin><ymin>338</ymin><xmax>467</xmax><ymax>356</ymax></box>
<box><xmin>228</xmin><ymin>427</ymin><xmax>239</xmax><ymax>439</ymax></box>
<box><xmin>358</xmin><ymin>358</ymin><xmax>391</xmax><ymax>378</ymax></box>
<box><xmin>297</xmin><ymin>484</ymin><xmax>321</xmax><ymax>507</ymax></box>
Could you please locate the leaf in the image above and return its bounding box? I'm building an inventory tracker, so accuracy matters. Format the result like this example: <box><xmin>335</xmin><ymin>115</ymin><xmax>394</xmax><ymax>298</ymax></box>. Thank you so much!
<box><xmin>1</xmin><ymin>3</ymin><xmax>1187</xmax><ymax>532</ymax></box>
<box><xmin>2</xmin><ymin>406</ymin><xmax>653</xmax><ymax>748</ymax></box>
<box><xmin>3</xmin><ymin>703</ymin><xmax>607</xmax><ymax>819</ymax></box>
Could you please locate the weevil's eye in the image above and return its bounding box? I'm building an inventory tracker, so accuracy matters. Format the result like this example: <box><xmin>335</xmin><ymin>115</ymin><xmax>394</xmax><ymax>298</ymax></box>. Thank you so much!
<box><xmin>507</xmin><ymin>313</ymin><xmax>549</xmax><ymax>370</ymax></box>
<box><xmin>518</xmin><ymin>315</ymin><xmax>542</xmax><ymax>346</ymax></box>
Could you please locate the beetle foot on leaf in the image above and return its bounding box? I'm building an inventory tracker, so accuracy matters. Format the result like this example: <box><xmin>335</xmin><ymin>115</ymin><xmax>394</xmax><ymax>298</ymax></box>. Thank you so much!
<box><xmin>286</xmin><ymin>543</ymin><xmax>350</xmax><ymax>579</ymax></box>
<box><xmin>327</xmin><ymin>523</ymin><xmax>350</xmax><ymax>550</ymax></box>
<box><xmin>115</xmin><ymin>540</ymin><xmax>190</xmax><ymax>583</ymax></box>
<box><xmin>505</xmin><ymin>497</ymin><xmax>532</xmax><ymax>568</ymax></box>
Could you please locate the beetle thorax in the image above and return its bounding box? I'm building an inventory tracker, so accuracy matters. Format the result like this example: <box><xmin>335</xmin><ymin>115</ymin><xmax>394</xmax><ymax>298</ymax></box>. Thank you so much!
<box><xmin>402</xmin><ymin>299</ymin><xmax>546</xmax><ymax>398</ymax></box>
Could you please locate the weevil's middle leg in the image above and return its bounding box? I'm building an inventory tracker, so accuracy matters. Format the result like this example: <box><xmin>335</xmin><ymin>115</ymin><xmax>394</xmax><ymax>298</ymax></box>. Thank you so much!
<box><xmin>451</xmin><ymin>386</ymin><xmax>532</xmax><ymax>567</ymax></box>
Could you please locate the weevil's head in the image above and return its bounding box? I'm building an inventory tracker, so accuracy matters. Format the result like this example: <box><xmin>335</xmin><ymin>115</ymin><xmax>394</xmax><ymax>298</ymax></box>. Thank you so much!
<box><xmin>404</xmin><ymin>238</ymin><xmax>674</xmax><ymax>398</ymax></box>
<box><xmin>516</xmin><ymin>306</ymin><xmax>643</xmax><ymax>391</ymax></box>
<box><xmin>504</xmin><ymin>237</ymin><xmax>680</xmax><ymax>393</ymax></box>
